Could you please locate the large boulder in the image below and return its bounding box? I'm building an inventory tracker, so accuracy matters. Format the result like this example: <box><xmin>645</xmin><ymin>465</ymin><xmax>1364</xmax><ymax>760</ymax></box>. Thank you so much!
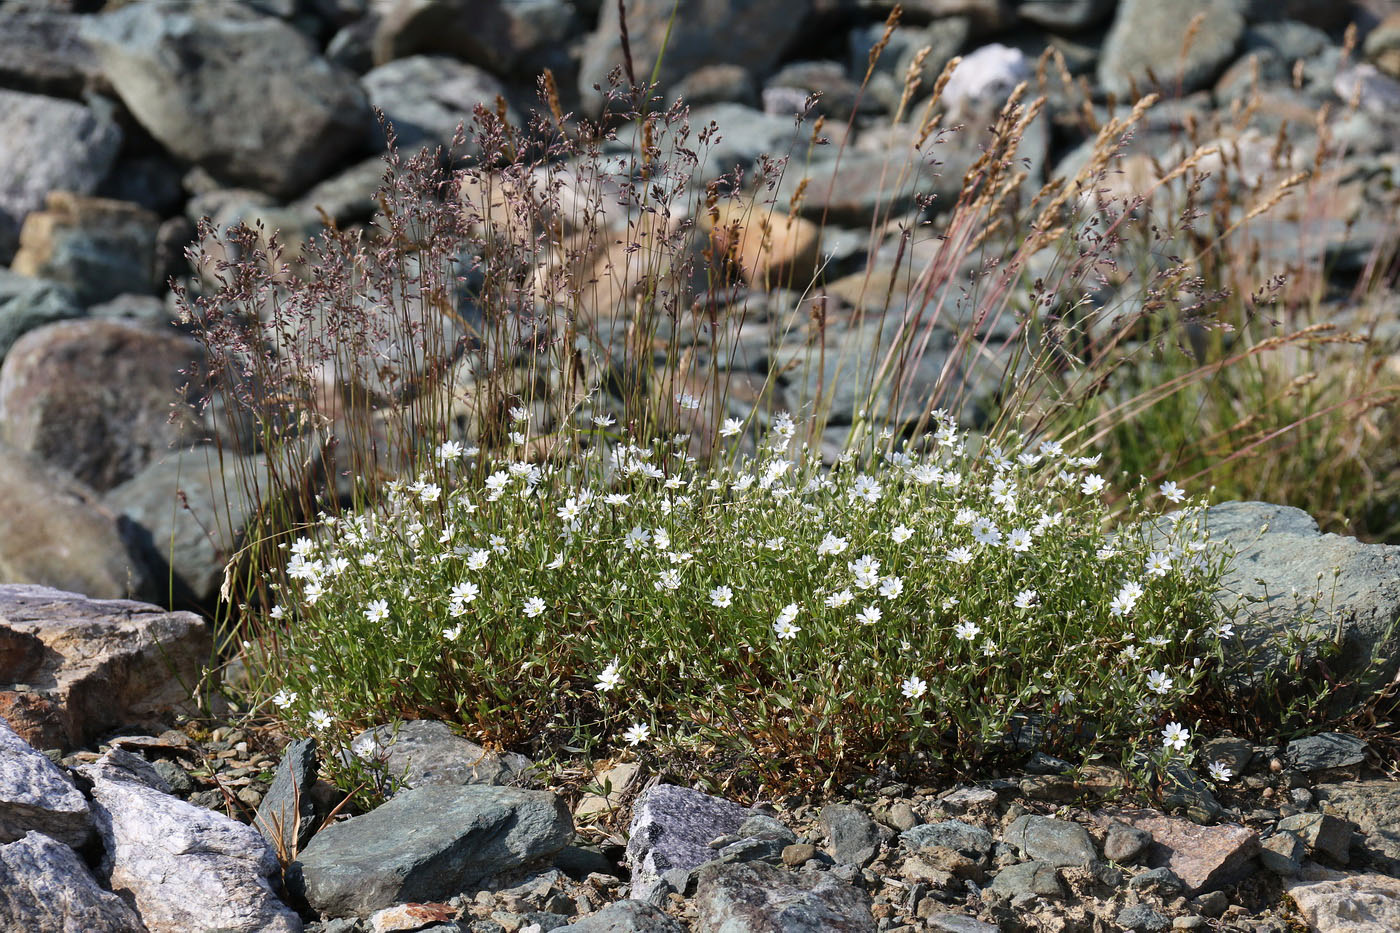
<box><xmin>579</xmin><ymin>0</ymin><xmax>814</xmax><ymax>110</ymax></box>
<box><xmin>372</xmin><ymin>0</ymin><xmax>580</xmax><ymax>77</ymax></box>
<box><xmin>693</xmin><ymin>860</ymin><xmax>876</xmax><ymax>932</ymax></box>
<box><xmin>80</xmin><ymin>0</ymin><xmax>369</xmax><ymax>198</ymax></box>
<box><xmin>291</xmin><ymin>783</ymin><xmax>574</xmax><ymax>918</ymax></box>
<box><xmin>0</xmin><ymin>317</ymin><xmax>206</xmax><ymax>493</ymax></box>
<box><xmin>0</xmin><ymin>89</ymin><xmax>121</xmax><ymax>263</ymax></box>
<box><xmin>361</xmin><ymin>55</ymin><xmax>515</xmax><ymax>156</ymax></box>
<box><xmin>10</xmin><ymin>192</ymin><xmax>160</xmax><ymax>307</ymax></box>
<box><xmin>82</xmin><ymin>749</ymin><xmax>302</xmax><ymax>933</ymax></box>
<box><xmin>0</xmin><ymin>585</ymin><xmax>210</xmax><ymax>751</ymax></box>
<box><xmin>625</xmin><ymin>784</ymin><xmax>753</xmax><ymax>902</ymax></box>
<box><xmin>0</xmin><ymin>445</ymin><xmax>151</xmax><ymax>602</ymax></box>
<box><xmin>0</xmin><ymin>7</ymin><xmax>101</xmax><ymax>97</ymax></box>
<box><xmin>1099</xmin><ymin>0</ymin><xmax>1246</xmax><ymax>98</ymax></box>
<box><xmin>1204</xmin><ymin>501</ymin><xmax>1400</xmax><ymax>690</ymax></box>
<box><xmin>0</xmin><ymin>831</ymin><xmax>146</xmax><ymax>933</ymax></box>
<box><xmin>0</xmin><ymin>716</ymin><xmax>91</xmax><ymax>848</ymax></box>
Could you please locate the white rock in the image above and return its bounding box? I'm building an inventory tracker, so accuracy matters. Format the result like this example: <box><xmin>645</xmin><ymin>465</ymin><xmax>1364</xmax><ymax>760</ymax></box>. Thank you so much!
<box><xmin>1288</xmin><ymin>873</ymin><xmax>1400</xmax><ymax>933</ymax></box>
<box><xmin>941</xmin><ymin>43</ymin><xmax>1030</xmax><ymax>114</ymax></box>
<box><xmin>0</xmin><ymin>715</ymin><xmax>90</xmax><ymax>848</ymax></box>
<box><xmin>81</xmin><ymin>750</ymin><xmax>302</xmax><ymax>933</ymax></box>
<box><xmin>0</xmin><ymin>830</ymin><xmax>145</xmax><ymax>933</ymax></box>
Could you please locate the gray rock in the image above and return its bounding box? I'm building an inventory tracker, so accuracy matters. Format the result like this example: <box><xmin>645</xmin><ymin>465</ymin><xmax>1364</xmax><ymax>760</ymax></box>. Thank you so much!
<box><xmin>1286</xmin><ymin>873</ymin><xmax>1400</xmax><ymax>933</ymax></box>
<box><xmin>0</xmin><ymin>585</ymin><xmax>208</xmax><ymax>752</ymax></box>
<box><xmin>1286</xmin><ymin>733</ymin><xmax>1369</xmax><ymax>772</ymax></box>
<box><xmin>0</xmin><ymin>89</ymin><xmax>121</xmax><ymax>263</ymax></box>
<box><xmin>82</xmin><ymin>749</ymin><xmax>302</xmax><ymax>933</ymax></box>
<box><xmin>105</xmin><ymin>449</ymin><xmax>269</xmax><ymax>606</ymax></box>
<box><xmin>256</xmin><ymin>737</ymin><xmax>319</xmax><ymax>857</ymax></box>
<box><xmin>1103</xmin><ymin>821</ymin><xmax>1152</xmax><ymax>864</ymax></box>
<box><xmin>1204</xmin><ymin>501</ymin><xmax>1400</xmax><ymax>690</ymax></box>
<box><xmin>986</xmin><ymin>860</ymin><xmax>1065</xmax><ymax>899</ymax></box>
<box><xmin>292</xmin><ymin>157</ymin><xmax>387</xmax><ymax>228</ymax></box>
<box><xmin>1315</xmin><ymin>782</ymin><xmax>1400</xmax><ymax>871</ymax></box>
<box><xmin>555</xmin><ymin>899</ymin><xmax>683</xmax><ymax>932</ymax></box>
<box><xmin>1260</xmin><ymin>830</ymin><xmax>1305</xmax><ymax>876</ymax></box>
<box><xmin>1004</xmin><ymin>815</ymin><xmax>1097</xmax><ymax>867</ymax></box>
<box><xmin>80</xmin><ymin>0</ymin><xmax>368</xmax><ymax>198</ymax></box>
<box><xmin>1161</xmin><ymin>764</ymin><xmax>1223</xmax><ymax>825</ymax></box>
<box><xmin>10</xmin><ymin>193</ymin><xmax>159</xmax><ymax>307</ymax></box>
<box><xmin>738</xmin><ymin>814</ymin><xmax>797</xmax><ymax>846</ymax></box>
<box><xmin>693</xmin><ymin>860</ymin><xmax>874</xmax><ymax>932</ymax></box>
<box><xmin>362</xmin><ymin>55</ymin><xmax>515</xmax><ymax>157</ymax></box>
<box><xmin>900</xmin><ymin>820</ymin><xmax>994</xmax><ymax>860</ymax></box>
<box><xmin>371</xmin><ymin>0</ymin><xmax>579</xmax><ymax>77</ymax></box>
<box><xmin>625</xmin><ymin>784</ymin><xmax>752</xmax><ymax>903</ymax></box>
<box><xmin>0</xmin><ymin>447</ymin><xmax>151</xmax><ymax>604</ymax></box>
<box><xmin>924</xmin><ymin>915</ymin><xmax>1000</xmax><ymax>933</ymax></box>
<box><xmin>0</xmin><ymin>716</ymin><xmax>90</xmax><ymax>848</ymax></box>
<box><xmin>151</xmin><ymin>758</ymin><xmax>195</xmax><ymax>796</ymax></box>
<box><xmin>350</xmin><ymin>720</ymin><xmax>533</xmax><ymax>794</ymax></box>
<box><xmin>687</xmin><ymin>103</ymin><xmax>816</xmax><ymax>183</ymax></box>
<box><xmin>0</xmin><ymin>8</ymin><xmax>100</xmax><ymax>97</ymax></box>
<box><xmin>712</xmin><ymin>836</ymin><xmax>787</xmax><ymax>866</ymax></box>
<box><xmin>0</xmin><ymin>317</ymin><xmax>205</xmax><ymax>492</ymax></box>
<box><xmin>579</xmin><ymin>0</ymin><xmax>813</xmax><ymax>113</ymax></box>
<box><xmin>1275</xmin><ymin>812</ymin><xmax>1353</xmax><ymax>864</ymax></box>
<box><xmin>0</xmin><ymin>270</ymin><xmax>80</xmax><ymax>368</ymax></box>
<box><xmin>292</xmin><ymin>784</ymin><xmax>573</xmax><ymax>919</ymax></box>
<box><xmin>1116</xmin><ymin>903</ymin><xmax>1170</xmax><ymax>932</ymax></box>
<box><xmin>0</xmin><ymin>830</ymin><xmax>146</xmax><ymax>933</ymax></box>
<box><xmin>1018</xmin><ymin>0</ymin><xmax>1116</xmax><ymax>31</ymax></box>
<box><xmin>1099</xmin><ymin>0</ymin><xmax>1245</xmax><ymax>97</ymax></box>
<box><xmin>820</xmin><ymin>804</ymin><xmax>881</xmax><ymax>867</ymax></box>
<box><xmin>1128</xmin><ymin>866</ymin><xmax>1186</xmax><ymax>895</ymax></box>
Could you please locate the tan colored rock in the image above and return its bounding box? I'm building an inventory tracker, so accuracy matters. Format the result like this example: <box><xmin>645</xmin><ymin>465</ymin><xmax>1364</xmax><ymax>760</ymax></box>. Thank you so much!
<box><xmin>369</xmin><ymin>902</ymin><xmax>456</xmax><ymax>933</ymax></box>
<box><xmin>1288</xmin><ymin>873</ymin><xmax>1400</xmax><ymax>933</ymax></box>
<box><xmin>574</xmin><ymin>759</ymin><xmax>642</xmax><ymax>821</ymax></box>
<box><xmin>706</xmin><ymin>200</ymin><xmax>819</xmax><ymax>288</ymax></box>
<box><xmin>10</xmin><ymin>191</ymin><xmax>159</xmax><ymax>305</ymax></box>
<box><xmin>1097</xmin><ymin>808</ymin><xmax>1258</xmax><ymax>893</ymax></box>
<box><xmin>0</xmin><ymin>584</ymin><xmax>210</xmax><ymax>751</ymax></box>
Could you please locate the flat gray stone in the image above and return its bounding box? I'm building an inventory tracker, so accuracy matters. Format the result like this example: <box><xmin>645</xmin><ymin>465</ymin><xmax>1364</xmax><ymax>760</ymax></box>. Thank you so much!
<box><xmin>1099</xmin><ymin>0</ymin><xmax>1245</xmax><ymax>97</ymax></box>
<box><xmin>693</xmin><ymin>860</ymin><xmax>874</xmax><ymax>932</ymax></box>
<box><xmin>292</xmin><ymin>783</ymin><xmax>573</xmax><ymax>919</ymax></box>
<box><xmin>987</xmin><ymin>860</ymin><xmax>1065</xmax><ymax>899</ymax></box>
<box><xmin>255</xmin><ymin>737</ymin><xmax>319</xmax><ymax>856</ymax></box>
<box><xmin>1314</xmin><ymin>782</ymin><xmax>1400</xmax><ymax>872</ymax></box>
<box><xmin>0</xmin><ymin>715</ymin><xmax>90</xmax><ymax>848</ymax></box>
<box><xmin>900</xmin><ymin>820</ymin><xmax>994</xmax><ymax>860</ymax></box>
<box><xmin>555</xmin><ymin>899</ymin><xmax>685</xmax><ymax>932</ymax></box>
<box><xmin>0</xmin><ymin>830</ymin><xmax>145</xmax><ymax>933</ymax></box>
<box><xmin>1287</xmin><ymin>733</ymin><xmax>1369</xmax><ymax>772</ymax></box>
<box><xmin>626</xmin><ymin>784</ymin><xmax>752</xmax><ymax>903</ymax></box>
<box><xmin>350</xmin><ymin>720</ymin><xmax>533</xmax><ymax>794</ymax></box>
<box><xmin>820</xmin><ymin>804</ymin><xmax>881</xmax><ymax>867</ymax></box>
<box><xmin>1004</xmin><ymin>815</ymin><xmax>1097</xmax><ymax>867</ymax></box>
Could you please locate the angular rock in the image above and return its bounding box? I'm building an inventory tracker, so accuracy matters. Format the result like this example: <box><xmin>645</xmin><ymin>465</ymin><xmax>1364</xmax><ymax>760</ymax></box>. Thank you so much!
<box><xmin>368</xmin><ymin>902</ymin><xmax>457</xmax><ymax>933</ymax></box>
<box><xmin>1260</xmin><ymin>830</ymin><xmax>1305</xmax><ymax>876</ymax></box>
<box><xmin>579</xmin><ymin>0</ymin><xmax>813</xmax><ymax>111</ymax></box>
<box><xmin>256</xmin><ymin>737</ymin><xmax>319</xmax><ymax>857</ymax></box>
<box><xmin>0</xmin><ymin>715</ymin><xmax>90</xmax><ymax>848</ymax></box>
<box><xmin>1097</xmin><ymin>809</ymin><xmax>1258</xmax><ymax>894</ymax></box>
<box><xmin>1287</xmin><ymin>873</ymin><xmax>1400</xmax><ymax>933</ymax></box>
<box><xmin>1004</xmin><ymin>815</ymin><xmax>1097</xmax><ymax>867</ymax></box>
<box><xmin>0</xmin><ymin>585</ymin><xmax>209</xmax><ymax>751</ymax></box>
<box><xmin>942</xmin><ymin>42</ymin><xmax>1030</xmax><ymax>114</ymax></box>
<box><xmin>82</xmin><ymin>749</ymin><xmax>302</xmax><ymax>933</ymax></box>
<box><xmin>0</xmin><ymin>269</ymin><xmax>81</xmax><ymax>364</ymax></box>
<box><xmin>688</xmin><ymin>103</ymin><xmax>817</xmax><ymax>183</ymax></box>
<box><xmin>350</xmin><ymin>720</ymin><xmax>533</xmax><ymax>794</ymax></box>
<box><xmin>361</xmin><ymin>55</ymin><xmax>514</xmax><ymax>156</ymax></box>
<box><xmin>10</xmin><ymin>192</ymin><xmax>159</xmax><ymax>307</ymax></box>
<box><xmin>1017</xmin><ymin>0</ymin><xmax>1116</xmax><ymax>31</ymax></box>
<box><xmin>1103</xmin><ymin>821</ymin><xmax>1153</xmax><ymax>864</ymax></box>
<box><xmin>1314</xmin><ymin>782</ymin><xmax>1400</xmax><ymax>871</ymax></box>
<box><xmin>900</xmin><ymin>820</ymin><xmax>995</xmax><ymax>860</ymax></box>
<box><xmin>556</xmin><ymin>899</ymin><xmax>685</xmax><ymax>932</ymax></box>
<box><xmin>575</xmin><ymin>760</ymin><xmax>643</xmax><ymax>821</ymax></box>
<box><xmin>0</xmin><ymin>317</ymin><xmax>205</xmax><ymax>492</ymax></box>
<box><xmin>986</xmin><ymin>860</ymin><xmax>1065</xmax><ymax>899</ymax></box>
<box><xmin>1116</xmin><ymin>904</ymin><xmax>1170</xmax><ymax>932</ymax></box>
<box><xmin>1286</xmin><ymin>733</ymin><xmax>1369</xmax><ymax>772</ymax></box>
<box><xmin>1276</xmin><ymin>812</ymin><xmax>1354</xmax><ymax>864</ymax></box>
<box><xmin>626</xmin><ymin>784</ymin><xmax>752</xmax><ymax>902</ymax></box>
<box><xmin>0</xmin><ymin>8</ymin><xmax>100</xmax><ymax>97</ymax></box>
<box><xmin>693</xmin><ymin>860</ymin><xmax>874</xmax><ymax>932</ymax></box>
<box><xmin>0</xmin><ymin>89</ymin><xmax>121</xmax><ymax>262</ymax></box>
<box><xmin>80</xmin><ymin>0</ymin><xmax>368</xmax><ymax>198</ymax></box>
<box><xmin>372</xmin><ymin>0</ymin><xmax>579</xmax><ymax>77</ymax></box>
<box><xmin>820</xmin><ymin>803</ymin><xmax>882</xmax><ymax>867</ymax></box>
<box><xmin>0</xmin><ymin>830</ymin><xmax>146</xmax><ymax>933</ymax></box>
<box><xmin>1204</xmin><ymin>501</ymin><xmax>1400</xmax><ymax>689</ymax></box>
<box><xmin>0</xmin><ymin>446</ymin><xmax>150</xmax><ymax>603</ymax></box>
<box><xmin>292</xmin><ymin>784</ymin><xmax>573</xmax><ymax>919</ymax></box>
<box><xmin>1099</xmin><ymin>0</ymin><xmax>1245</xmax><ymax>98</ymax></box>
<box><xmin>105</xmin><ymin>449</ymin><xmax>269</xmax><ymax>606</ymax></box>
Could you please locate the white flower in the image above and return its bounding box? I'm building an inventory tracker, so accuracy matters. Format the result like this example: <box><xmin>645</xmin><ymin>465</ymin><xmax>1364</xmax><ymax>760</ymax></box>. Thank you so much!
<box><xmin>858</xmin><ymin>605</ymin><xmax>883</xmax><ymax>625</ymax></box>
<box><xmin>955</xmin><ymin>620</ymin><xmax>980</xmax><ymax>641</ymax></box>
<box><xmin>653</xmin><ymin>528</ymin><xmax>671</xmax><ymax>551</ymax></box>
<box><xmin>849</xmin><ymin>554</ymin><xmax>881</xmax><ymax>590</ymax></box>
<box><xmin>547</xmin><ymin>552</ymin><xmax>566</xmax><ymax>570</ymax></box>
<box><xmin>655</xmin><ymin>568</ymin><xmax>682</xmax><ymax>591</ymax></box>
<box><xmin>309</xmin><ymin>709</ymin><xmax>333</xmax><ymax>731</ymax></box>
<box><xmin>1209</xmin><ymin>622</ymin><xmax>1235</xmax><ymax>640</ymax></box>
<box><xmin>1146</xmin><ymin>670</ymin><xmax>1173</xmax><ymax>695</ymax></box>
<box><xmin>268</xmin><ymin>605</ymin><xmax>285</xmax><ymax>620</ymax></box>
<box><xmin>710</xmin><ymin>585</ymin><xmax>734</xmax><ymax>608</ymax></box>
<box><xmin>1081</xmin><ymin>474</ymin><xmax>1106</xmax><ymax>495</ymax></box>
<box><xmin>1145</xmin><ymin>551</ymin><xmax>1172</xmax><ymax>578</ymax></box>
<box><xmin>592</xmin><ymin>412</ymin><xmax>616</xmax><ymax>427</ymax></box>
<box><xmin>953</xmin><ymin>508</ymin><xmax>978</xmax><ymax>527</ymax></box>
<box><xmin>595</xmin><ymin>659</ymin><xmax>623</xmax><ymax>692</ymax></box>
<box><xmin>901</xmin><ymin>675</ymin><xmax>928</xmax><ymax>699</ymax></box>
<box><xmin>303</xmin><ymin>580</ymin><xmax>324</xmax><ymax>605</ymax></box>
<box><xmin>879</xmin><ymin>576</ymin><xmax>904</xmax><ymax>599</ymax></box>
<box><xmin>509</xmin><ymin>405</ymin><xmax>530</xmax><ymax>422</ymax></box>
<box><xmin>1159</xmin><ymin>480</ymin><xmax>1185</xmax><ymax>503</ymax></box>
<box><xmin>946</xmin><ymin>547</ymin><xmax>974</xmax><ymax>566</ymax></box>
<box><xmin>719</xmin><ymin>417</ymin><xmax>744</xmax><ymax>437</ymax></box>
<box><xmin>1109</xmin><ymin>581</ymin><xmax>1144</xmax><ymax>617</ymax></box>
<box><xmin>467</xmin><ymin>548</ymin><xmax>490</xmax><ymax>570</ymax></box>
<box><xmin>604</xmin><ymin>493</ymin><xmax>630</xmax><ymax>507</ymax></box>
<box><xmin>1013</xmin><ymin>589</ymin><xmax>1038</xmax><ymax>610</ymax></box>
<box><xmin>1161</xmin><ymin>721</ymin><xmax>1190</xmax><ymax>751</ymax></box>
<box><xmin>523</xmin><ymin>597</ymin><xmax>546</xmax><ymax>618</ymax></box>
<box><xmin>825</xmin><ymin>589</ymin><xmax>854</xmax><ymax>609</ymax></box>
<box><xmin>850</xmin><ymin>475</ymin><xmax>882</xmax><ymax>503</ymax></box>
<box><xmin>1120</xmin><ymin>645</ymin><xmax>1140</xmax><ymax>662</ymax></box>
<box><xmin>1039</xmin><ymin>439</ymin><xmax>1064</xmax><ymax>458</ymax></box>
<box><xmin>436</xmin><ymin>439</ymin><xmax>464</xmax><ymax>463</ymax></box>
<box><xmin>971</xmin><ymin>518</ymin><xmax>1002</xmax><ymax>547</ymax></box>
<box><xmin>624</xmin><ymin>526</ymin><xmax>651</xmax><ymax>551</ymax></box>
<box><xmin>271</xmin><ymin>689</ymin><xmax>296</xmax><ymax>709</ymax></box>
<box><xmin>891</xmin><ymin>524</ymin><xmax>914</xmax><ymax>544</ymax></box>
<box><xmin>1146</xmin><ymin>635</ymin><xmax>1169</xmax><ymax>648</ymax></box>
<box><xmin>774</xmin><ymin>605</ymin><xmax>801</xmax><ymax>640</ymax></box>
<box><xmin>1007</xmin><ymin>528</ymin><xmax>1032</xmax><ymax>553</ymax></box>
<box><xmin>816</xmin><ymin>533</ymin><xmax>848</xmax><ymax>557</ymax></box>
<box><xmin>557</xmin><ymin>498</ymin><xmax>584</xmax><ymax>522</ymax></box>
<box><xmin>676</xmin><ymin>392</ymin><xmax>701</xmax><ymax>410</ymax></box>
<box><xmin>364</xmin><ymin>598</ymin><xmax>389</xmax><ymax>623</ymax></box>
<box><xmin>623</xmin><ymin>722</ymin><xmax>651</xmax><ymax>746</ymax></box>
<box><xmin>1208</xmin><ymin>760</ymin><xmax>1234</xmax><ymax>783</ymax></box>
<box><xmin>443</xmin><ymin>624</ymin><xmax>463</xmax><ymax>641</ymax></box>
